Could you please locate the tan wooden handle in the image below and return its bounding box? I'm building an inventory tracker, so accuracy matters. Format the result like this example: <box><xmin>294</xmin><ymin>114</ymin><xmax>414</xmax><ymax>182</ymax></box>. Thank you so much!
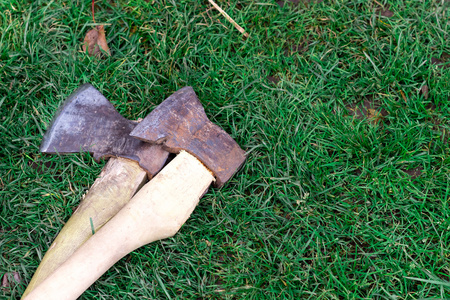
<box><xmin>22</xmin><ymin>157</ymin><xmax>147</xmax><ymax>299</ymax></box>
<box><xmin>23</xmin><ymin>151</ymin><xmax>214</xmax><ymax>300</ymax></box>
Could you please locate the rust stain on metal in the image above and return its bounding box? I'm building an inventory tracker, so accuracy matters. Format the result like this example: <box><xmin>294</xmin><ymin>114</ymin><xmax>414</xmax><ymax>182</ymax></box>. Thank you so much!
<box><xmin>130</xmin><ymin>86</ymin><xmax>246</xmax><ymax>187</ymax></box>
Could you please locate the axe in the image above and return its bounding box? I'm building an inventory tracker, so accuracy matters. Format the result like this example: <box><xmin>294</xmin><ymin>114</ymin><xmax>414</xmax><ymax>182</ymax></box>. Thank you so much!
<box><xmin>22</xmin><ymin>84</ymin><xmax>169</xmax><ymax>297</ymax></box>
<box><xmin>23</xmin><ymin>87</ymin><xmax>245</xmax><ymax>300</ymax></box>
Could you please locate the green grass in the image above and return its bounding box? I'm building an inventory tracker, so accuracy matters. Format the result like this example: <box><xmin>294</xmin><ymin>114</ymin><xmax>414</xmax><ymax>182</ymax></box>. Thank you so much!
<box><xmin>1</xmin><ymin>0</ymin><xmax>450</xmax><ymax>298</ymax></box>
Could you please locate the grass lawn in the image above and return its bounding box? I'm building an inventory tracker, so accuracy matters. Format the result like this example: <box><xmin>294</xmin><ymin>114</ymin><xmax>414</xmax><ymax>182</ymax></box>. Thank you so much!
<box><xmin>1</xmin><ymin>0</ymin><xmax>450</xmax><ymax>298</ymax></box>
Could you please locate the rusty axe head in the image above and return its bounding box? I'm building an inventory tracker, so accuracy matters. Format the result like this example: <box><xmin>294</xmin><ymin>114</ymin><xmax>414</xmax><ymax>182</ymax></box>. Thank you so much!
<box><xmin>130</xmin><ymin>87</ymin><xmax>246</xmax><ymax>187</ymax></box>
<box><xmin>40</xmin><ymin>84</ymin><xmax>168</xmax><ymax>177</ymax></box>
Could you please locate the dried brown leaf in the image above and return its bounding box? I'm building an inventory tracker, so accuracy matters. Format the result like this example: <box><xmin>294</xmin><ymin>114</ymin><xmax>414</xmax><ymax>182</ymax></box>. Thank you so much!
<box><xmin>1</xmin><ymin>272</ymin><xmax>21</xmax><ymax>288</ymax></box>
<box><xmin>380</xmin><ymin>9</ymin><xmax>394</xmax><ymax>17</ymax></box>
<box><xmin>376</xmin><ymin>3</ymin><xmax>394</xmax><ymax>18</ymax></box>
<box><xmin>82</xmin><ymin>25</ymin><xmax>111</xmax><ymax>57</ymax></box>
<box><xmin>1</xmin><ymin>274</ymin><xmax>6</xmax><ymax>288</ymax></box>
<box><xmin>421</xmin><ymin>85</ymin><xmax>429</xmax><ymax>100</ymax></box>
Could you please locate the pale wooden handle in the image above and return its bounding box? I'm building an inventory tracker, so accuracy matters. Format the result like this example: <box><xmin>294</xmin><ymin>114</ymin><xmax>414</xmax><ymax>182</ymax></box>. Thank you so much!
<box><xmin>24</xmin><ymin>151</ymin><xmax>214</xmax><ymax>300</ymax></box>
<box><xmin>22</xmin><ymin>157</ymin><xmax>147</xmax><ymax>299</ymax></box>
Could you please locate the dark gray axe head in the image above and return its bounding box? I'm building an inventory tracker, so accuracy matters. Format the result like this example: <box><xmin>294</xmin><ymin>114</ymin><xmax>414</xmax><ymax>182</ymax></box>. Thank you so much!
<box><xmin>40</xmin><ymin>84</ymin><xmax>169</xmax><ymax>178</ymax></box>
<box><xmin>130</xmin><ymin>86</ymin><xmax>246</xmax><ymax>187</ymax></box>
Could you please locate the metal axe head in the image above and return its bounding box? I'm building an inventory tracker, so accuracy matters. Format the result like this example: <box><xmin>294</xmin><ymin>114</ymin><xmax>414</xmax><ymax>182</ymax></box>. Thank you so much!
<box><xmin>130</xmin><ymin>86</ymin><xmax>246</xmax><ymax>187</ymax></box>
<box><xmin>40</xmin><ymin>84</ymin><xmax>168</xmax><ymax>177</ymax></box>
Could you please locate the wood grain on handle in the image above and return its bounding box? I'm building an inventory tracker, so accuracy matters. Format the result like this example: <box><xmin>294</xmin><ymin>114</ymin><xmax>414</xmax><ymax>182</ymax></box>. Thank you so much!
<box><xmin>22</xmin><ymin>157</ymin><xmax>147</xmax><ymax>299</ymax></box>
<box><xmin>24</xmin><ymin>151</ymin><xmax>214</xmax><ymax>300</ymax></box>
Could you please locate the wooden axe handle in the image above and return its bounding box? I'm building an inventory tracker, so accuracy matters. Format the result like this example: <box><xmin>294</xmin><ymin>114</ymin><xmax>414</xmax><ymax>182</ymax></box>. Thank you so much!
<box><xmin>23</xmin><ymin>151</ymin><xmax>214</xmax><ymax>300</ymax></box>
<box><xmin>22</xmin><ymin>158</ymin><xmax>147</xmax><ymax>299</ymax></box>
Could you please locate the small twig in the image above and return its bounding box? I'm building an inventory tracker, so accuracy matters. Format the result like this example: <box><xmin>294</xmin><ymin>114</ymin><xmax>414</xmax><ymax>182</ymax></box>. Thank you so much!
<box><xmin>207</xmin><ymin>0</ymin><xmax>249</xmax><ymax>38</ymax></box>
<box><xmin>202</xmin><ymin>7</ymin><xmax>214</xmax><ymax>24</ymax></box>
<box><xmin>92</xmin><ymin>0</ymin><xmax>95</xmax><ymax>23</ymax></box>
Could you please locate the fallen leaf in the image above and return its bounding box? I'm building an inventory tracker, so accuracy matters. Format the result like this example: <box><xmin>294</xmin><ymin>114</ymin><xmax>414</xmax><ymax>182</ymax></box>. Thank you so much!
<box><xmin>1</xmin><ymin>272</ymin><xmax>21</xmax><ymax>288</ymax></box>
<box><xmin>380</xmin><ymin>9</ymin><xmax>394</xmax><ymax>17</ymax></box>
<box><xmin>376</xmin><ymin>3</ymin><xmax>394</xmax><ymax>18</ymax></box>
<box><xmin>82</xmin><ymin>25</ymin><xmax>111</xmax><ymax>57</ymax></box>
<box><xmin>421</xmin><ymin>85</ymin><xmax>429</xmax><ymax>100</ymax></box>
